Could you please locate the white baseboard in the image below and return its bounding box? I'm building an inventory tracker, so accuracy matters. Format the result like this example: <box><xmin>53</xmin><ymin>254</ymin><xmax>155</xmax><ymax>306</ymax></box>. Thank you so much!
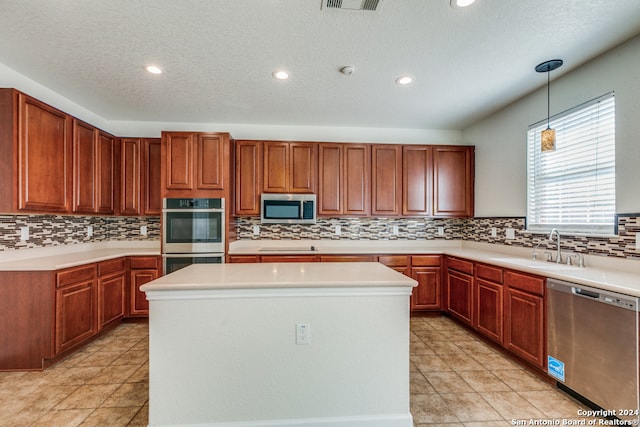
<box><xmin>149</xmin><ymin>413</ymin><xmax>413</xmax><ymax>427</ymax></box>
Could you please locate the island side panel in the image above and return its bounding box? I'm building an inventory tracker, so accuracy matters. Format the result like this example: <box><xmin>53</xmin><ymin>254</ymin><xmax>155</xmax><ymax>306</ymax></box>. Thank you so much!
<box><xmin>147</xmin><ymin>288</ymin><xmax>412</xmax><ymax>427</ymax></box>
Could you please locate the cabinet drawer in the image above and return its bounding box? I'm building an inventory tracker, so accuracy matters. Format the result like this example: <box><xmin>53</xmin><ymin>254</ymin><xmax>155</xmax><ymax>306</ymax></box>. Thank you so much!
<box><xmin>98</xmin><ymin>257</ymin><xmax>126</xmax><ymax>277</ymax></box>
<box><xmin>476</xmin><ymin>263</ymin><xmax>503</xmax><ymax>284</ymax></box>
<box><xmin>504</xmin><ymin>270</ymin><xmax>545</xmax><ymax>296</ymax></box>
<box><xmin>56</xmin><ymin>264</ymin><xmax>96</xmax><ymax>288</ymax></box>
<box><xmin>320</xmin><ymin>255</ymin><xmax>376</xmax><ymax>262</ymax></box>
<box><xmin>446</xmin><ymin>256</ymin><xmax>473</xmax><ymax>274</ymax></box>
<box><xmin>411</xmin><ymin>255</ymin><xmax>441</xmax><ymax>267</ymax></box>
<box><xmin>377</xmin><ymin>255</ymin><xmax>409</xmax><ymax>267</ymax></box>
<box><xmin>130</xmin><ymin>256</ymin><xmax>159</xmax><ymax>270</ymax></box>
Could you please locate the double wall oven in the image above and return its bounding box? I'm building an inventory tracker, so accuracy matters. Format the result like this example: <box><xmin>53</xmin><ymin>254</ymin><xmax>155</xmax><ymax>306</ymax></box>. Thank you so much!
<box><xmin>162</xmin><ymin>198</ymin><xmax>225</xmax><ymax>274</ymax></box>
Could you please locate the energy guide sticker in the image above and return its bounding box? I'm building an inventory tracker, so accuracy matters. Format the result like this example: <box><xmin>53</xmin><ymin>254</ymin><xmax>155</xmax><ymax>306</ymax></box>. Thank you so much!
<box><xmin>547</xmin><ymin>355</ymin><xmax>565</xmax><ymax>382</ymax></box>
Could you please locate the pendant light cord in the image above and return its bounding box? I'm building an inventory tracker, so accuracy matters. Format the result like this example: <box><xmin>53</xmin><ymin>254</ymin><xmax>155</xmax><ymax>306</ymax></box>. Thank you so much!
<box><xmin>547</xmin><ymin>70</ymin><xmax>550</xmax><ymax>129</ymax></box>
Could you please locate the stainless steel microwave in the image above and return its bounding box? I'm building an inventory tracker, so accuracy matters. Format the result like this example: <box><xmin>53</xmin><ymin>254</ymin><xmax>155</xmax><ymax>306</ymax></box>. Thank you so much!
<box><xmin>260</xmin><ymin>194</ymin><xmax>316</xmax><ymax>224</ymax></box>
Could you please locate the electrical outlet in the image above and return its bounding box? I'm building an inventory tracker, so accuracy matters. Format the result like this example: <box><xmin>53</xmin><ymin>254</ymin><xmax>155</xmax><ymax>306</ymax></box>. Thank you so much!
<box><xmin>296</xmin><ymin>322</ymin><xmax>310</xmax><ymax>345</ymax></box>
<box><xmin>437</xmin><ymin>226</ymin><xmax>444</xmax><ymax>236</ymax></box>
<box><xmin>392</xmin><ymin>225</ymin><xmax>399</xmax><ymax>235</ymax></box>
<box><xmin>636</xmin><ymin>232</ymin><xmax>640</xmax><ymax>249</ymax></box>
<box><xmin>140</xmin><ymin>225</ymin><xmax>147</xmax><ymax>236</ymax></box>
<box><xmin>505</xmin><ymin>228</ymin><xmax>516</xmax><ymax>240</ymax></box>
<box><xmin>335</xmin><ymin>224</ymin><xmax>341</xmax><ymax>235</ymax></box>
<box><xmin>253</xmin><ymin>225</ymin><xmax>260</xmax><ymax>236</ymax></box>
<box><xmin>491</xmin><ymin>227</ymin><xmax>497</xmax><ymax>238</ymax></box>
<box><xmin>19</xmin><ymin>226</ymin><xmax>29</xmax><ymax>241</ymax></box>
<box><xmin>87</xmin><ymin>225</ymin><xmax>94</xmax><ymax>237</ymax></box>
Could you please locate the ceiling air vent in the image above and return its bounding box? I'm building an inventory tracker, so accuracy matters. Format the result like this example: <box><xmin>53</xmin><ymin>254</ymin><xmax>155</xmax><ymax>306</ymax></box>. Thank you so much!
<box><xmin>323</xmin><ymin>0</ymin><xmax>382</xmax><ymax>11</ymax></box>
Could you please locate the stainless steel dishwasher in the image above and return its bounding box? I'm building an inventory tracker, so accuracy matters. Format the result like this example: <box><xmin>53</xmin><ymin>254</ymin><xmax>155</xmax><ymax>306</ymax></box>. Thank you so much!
<box><xmin>547</xmin><ymin>278</ymin><xmax>639</xmax><ymax>421</ymax></box>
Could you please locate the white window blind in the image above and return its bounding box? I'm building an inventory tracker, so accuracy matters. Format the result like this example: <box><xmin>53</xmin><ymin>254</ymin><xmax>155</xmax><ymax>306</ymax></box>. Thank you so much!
<box><xmin>527</xmin><ymin>92</ymin><xmax>615</xmax><ymax>235</ymax></box>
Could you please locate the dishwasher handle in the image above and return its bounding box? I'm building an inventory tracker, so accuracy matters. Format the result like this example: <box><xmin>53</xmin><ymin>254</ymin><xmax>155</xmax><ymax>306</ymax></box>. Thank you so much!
<box><xmin>572</xmin><ymin>287</ymin><xmax>599</xmax><ymax>299</ymax></box>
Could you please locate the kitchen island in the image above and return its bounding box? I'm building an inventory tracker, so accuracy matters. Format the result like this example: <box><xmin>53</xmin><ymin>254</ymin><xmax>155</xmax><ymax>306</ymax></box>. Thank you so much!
<box><xmin>141</xmin><ymin>262</ymin><xmax>417</xmax><ymax>427</ymax></box>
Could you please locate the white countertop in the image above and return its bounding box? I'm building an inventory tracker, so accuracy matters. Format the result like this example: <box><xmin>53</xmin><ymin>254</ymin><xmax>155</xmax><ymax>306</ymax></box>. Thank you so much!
<box><xmin>140</xmin><ymin>262</ymin><xmax>417</xmax><ymax>292</ymax></box>
<box><xmin>229</xmin><ymin>239</ymin><xmax>640</xmax><ymax>298</ymax></box>
<box><xmin>0</xmin><ymin>241</ymin><xmax>160</xmax><ymax>271</ymax></box>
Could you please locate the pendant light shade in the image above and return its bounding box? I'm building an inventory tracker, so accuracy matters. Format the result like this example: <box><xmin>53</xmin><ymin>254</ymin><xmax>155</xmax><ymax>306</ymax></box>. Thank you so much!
<box><xmin>535</xmin><ymin>59</ymin><xmax>563</xmax><ymax>152</ymax></box>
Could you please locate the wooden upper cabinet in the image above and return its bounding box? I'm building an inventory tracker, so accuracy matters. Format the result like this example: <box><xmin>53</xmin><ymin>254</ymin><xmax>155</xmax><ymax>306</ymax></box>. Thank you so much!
<box><xmin>73</xmin><ymin>120</ymin><xmax>97</xmax><ymax>213</ymax></box>
<box><xmin>318</xmin><ymin>143</ymin><xmax>369</xmax><ymax>216</ymax></box>
<box><xmin>433</xmin><ymin>146</ymin><xmax>474</xmax><ymax>217</ymax></box>
<box><xmin>162</xmin><ymin>131</ymin><xmax>231</xmax><ymax>197</ymax></box>
<box><xmin>196</xmin><ymin>133</ymin><xmax>226</xmax><ymax>190</ymax></box>
<box><xmin>235</xmin><ymin>140</ymin><xmax>262</xmax><ymax>216</ymax></box>
<box><xmin>163</xmin><ymin>132</ymin><xmax>193</xmax><ymax>190</ymax></box>
<box><xmin>142</xmin><ymin>138</ymin><xmax>162</xmax><ymax>215</ymax></box>
<box><xmin>95</xmin><ymin>131</ymin><xmax>115</xmax><ymax>214</ymax></box>
<box><xmin>119</xmin><ymin>138</ymin><xmax>141</xmax><ymax>215</ymax></box>
<box><xmin>403</xmin><ymin>145</ymin><xmax>432</xmax><ymax>216</ymax></box>
<box><xmin>73</xmin><ymin>121</ymin><xmax>115</xmax><ymax>215</ymax></box>
<box><xmin>17</xmin><ymin>92</ymin><xmax>72</xmax><ymax>212</ymax></box>
<box><xmin>371</xmin><ymin>145</ymin><xmax>402</xmax><ymax>216</ymax></box>
<box><xmin>263</xmin><ymin>141</ymin><xmax>316</xmax><ymax>193</ymax></box>
<box><xmin>318</xmin><ymin>143</ymin><xmax>343</xmax><ymax>215</ymax></box>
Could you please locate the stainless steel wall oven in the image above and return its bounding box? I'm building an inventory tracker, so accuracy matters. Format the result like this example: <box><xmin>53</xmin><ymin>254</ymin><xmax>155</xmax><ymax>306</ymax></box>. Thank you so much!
<box><xmin>162</xmin><ymin>198</ymin><xmax>225</xmax><ymax>274</ymax></box>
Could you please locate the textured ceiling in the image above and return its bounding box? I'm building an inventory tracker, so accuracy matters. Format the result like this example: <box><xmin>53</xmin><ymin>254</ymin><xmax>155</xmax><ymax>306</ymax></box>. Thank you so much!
<box><xmin>0</xmin><ymin>0</ymin><xmax>639</xmax><ymax>130</ymax></box>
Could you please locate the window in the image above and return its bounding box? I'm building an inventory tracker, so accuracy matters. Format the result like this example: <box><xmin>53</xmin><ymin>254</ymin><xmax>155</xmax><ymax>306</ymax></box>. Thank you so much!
<box><xmin>527</xmin><ymin>92</ymin><xmax>615</xmax><ymax>235</ymax></box>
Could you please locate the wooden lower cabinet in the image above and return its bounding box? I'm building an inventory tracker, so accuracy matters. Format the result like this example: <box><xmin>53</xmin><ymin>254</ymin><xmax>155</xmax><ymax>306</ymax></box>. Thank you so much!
<box><xmin>129</xmin><ymin>256</ymin><xmax>161</xmax><ymax>317</ymax></box>
<box><xmin>227</xmin><ymin>255</ymin><xmax>260</xmax><ymax>263</ymax></box>
<box><xmin>503</xmin><ymin>270</ymin><xmax>546</xmax><ymax>369</ymax></box>
<box><xmin>98</xmin><ymin>258</ymin><xmax>127</xmax><ymax>330</ymax></box>
<box><xmin>474</xmin><ymin>263</ymin><xmax>503</xmax><ymax>344</ymax></box>
<box><xmin>446</xmin><ymin>257</ymin><xmax>474</xmax><ymax>326</ymax></box>
<box><xmin>319</xmin><ymin>255</ymin><xmax>375</xmax><ymax>262</ymax></box>
<box><xmin>55</xmin><ymin>265</ymin><xmax>98</xmax><ymax>354</ymax></box>
<box><xmin>409</xmin><ymin>256</ymin><xmax>441</xmax><ymax>311</ymax></box>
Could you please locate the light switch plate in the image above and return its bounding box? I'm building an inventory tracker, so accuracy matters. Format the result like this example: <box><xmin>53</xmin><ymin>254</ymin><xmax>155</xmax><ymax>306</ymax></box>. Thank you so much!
<box><xmin>505</xmin><ymin>228</ymin><xmax>516</xmax><ymax>240</ymax></box>
<box><xmin>19</xmin><ymin>226</ymin><xmax>29</xmax><ymax>241</ymax></box>
<box><xmin>491</xmin><ymin>227</ymin><xmax>497</xmax><ymax>238</ymax></box>
<box><xmin>296</xmin><ymin>322</ymin><xmax>310</xmax><ymax>345</ymax></box>
<box><xmin>253</xmin><ymin>225</ymin><xmax>260</xmax><ymax>236</ymax></box>
<box><xmin>139</xmin><ymin>225</ymin><xmax>147</xmax><ymax>236</ymax></box>
<box><xmin>335</xmin><ymin>224</ymin><xmax>341</xmax><ymax>235</ymax></box>
<box><xmin>437</xmin><ymin>226</ymin><xmax>445</xmax><ymax>236</ymax></box>
<box><xmin>87</xmin><ymin>225</ymin><xmax>94</xmax><ymax>237</ymax></box>
<box><xmin>636</xmin><ymin>232</ymin><xmax>640</xmax><ymax>249</ymax></box>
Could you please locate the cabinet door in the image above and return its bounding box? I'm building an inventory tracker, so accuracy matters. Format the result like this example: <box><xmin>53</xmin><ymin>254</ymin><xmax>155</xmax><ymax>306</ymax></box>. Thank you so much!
<box><xmin>55</xmin><ymin>280</ymin><xmax>97</xmax><ymax>354</ymax></box>
<box><xmin>72</xmin><ymin>120</ymin><xmax>96</xmax><ymax>213</ymax></box>
<box><xmin>344</xmin><ymin>144</ymin><xmax>370</xmax><ymax>215</ymax></box>
<box><xmin>289</xmin><ymin>142</ymin><xmax>316</xmax><ymax>193</ymax></box>
<box><xmin>371</xmin><ymin>145</ymin><xmax>402</xmax><ymax>216</ymax></box>
<box><xmin>96</xmin><ymin>131</ymin><xmax>115</xmax><ymax>214</ymax></box>
<box><xmin>504</xmin><ymin>287</ymin><xmax>545</xmax><ymax>368</ymax></box>
<box><xmin>411</xmin><ymin>267</ymin><xmax>441</xmax><ymax>311</ymax></box>
<box><xmin>263</xmin><ymin>142</ymin><xmax>289</xmax><ymax>192</ymax></box>
<box><xmin>433</xmin><ymin>146</ymin><xmax>474</xmax><ymax>217</ymax></box>
<box><xmin>99</xmin><ymin>272</ymin><xmax>126</xmax><ymax>329</ymax></box>
<box><xmin>197</xmin><ymin>133</ymin><xmax>226</xmax><ymax>190</ymax></box>
<box><xmin>475</xmin><ymin>278</ymin><xmax>503</xmax><ymax>343</ymax></box>
<box><xmin>120</xmin><ymin>138</ymin><xmax>141</xmax><ymax>215</ymax></box>
<box><xmin>447</xmin><ymin>269</ymin><xmax>473</xmax><ymax>326</ymax></box>
<box><xmin>142</xmin><ymin>138</ymin><xmax>162</xmax><ymax>215</ymax></box>
<box><xmin>318</xmin><ymin>143</ymin><xmax>343</xmax><ymax>215</ymax></box>
<box><xmin>163</xmin><ymin>132</ymin><xmax>194</xmax><ymax>190</ymax></box>
<box><xmin>130</xmin><ymin>269</ymin><xmax>157</xmax><ymax>316</ymax></box>
<box><xmin>403</xmin><ymin>145</ymin><xmax>432</xmax><ymax>216</ymax></box>
<box><xmin>18</xmin><ymin>93</ymin><xmax>71</xmax><ymax>212</ymax></box>
<box><xmin>235</xmin><ymin>140</ymin><xmax>262</xmax><ymax>216</ymax></box>
<box><xmin>227</xmin><ymin>255</ymin><xmax>260</xmax><ymax>263</ymax></box>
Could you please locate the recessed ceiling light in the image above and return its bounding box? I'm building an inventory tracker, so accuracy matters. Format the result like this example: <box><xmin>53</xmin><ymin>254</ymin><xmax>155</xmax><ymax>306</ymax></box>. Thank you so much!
<box><xmin>450</xmin><ymin>0</ymin><xmax>476</xmax><ymax>8</ymax></box>
<box><xmin>145</xmin><ymin>65</ymin><xmax>162</xmax><ymax>74</ymax></box>
<box><xmin>395</xmin><ymin>76</ymin><xmax>414</xmax><ymax>85</ymax></box>
<box><xmin>272</xmin><ymin>70</ymin><xmax>289</xmax><ymax>80</ymax></box>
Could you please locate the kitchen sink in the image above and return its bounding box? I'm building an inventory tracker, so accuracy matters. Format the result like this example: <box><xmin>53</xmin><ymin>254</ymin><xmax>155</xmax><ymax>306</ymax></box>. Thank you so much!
<box><xmin>489</xmin><ymin>257</ymin><xmax>583</xmax><ymax>272</ymax></box>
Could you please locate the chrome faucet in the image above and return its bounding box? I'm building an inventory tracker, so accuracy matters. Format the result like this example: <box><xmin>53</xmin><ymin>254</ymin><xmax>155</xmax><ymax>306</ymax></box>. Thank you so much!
<box><xmin>548</xmin><ymin>228</ymin><xmax>562</xmax><ymax>263</ymax></box>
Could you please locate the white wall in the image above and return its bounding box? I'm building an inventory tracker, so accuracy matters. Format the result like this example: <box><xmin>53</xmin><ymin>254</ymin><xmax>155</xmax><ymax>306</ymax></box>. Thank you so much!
<box><xmin>463</xmin><ymin>34</ymin><xmax>640</xmax><ymax>217</ymax></box>
<box><xmin>0</xmin><ymin>61</ymin><xmax>461</xmax><ymax>145</ymax></box>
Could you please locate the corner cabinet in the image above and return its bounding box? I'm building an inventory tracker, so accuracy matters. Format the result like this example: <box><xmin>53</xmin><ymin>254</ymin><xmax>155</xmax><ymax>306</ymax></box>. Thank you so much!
<box><xmin>161</xmin><ymin>132</ymin><xmax>232</xmax><ymax>198</ymax></box>
<box><xmin>433</xmin><ymin>146</ymin><xmax>474</xmax><ymax>217</ymax></box>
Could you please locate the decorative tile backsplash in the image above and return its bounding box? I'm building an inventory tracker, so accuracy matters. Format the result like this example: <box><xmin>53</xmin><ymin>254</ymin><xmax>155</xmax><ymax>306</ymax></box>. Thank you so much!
<box><xmin>235</xmin><ymin>216</ymin><xmax>640</xmax><ymax>259</ymax></box>
<box><xmin>2</xmin><ymin>213</ymin><xmax>639</xmax><ymax>260</ymax></box>
<box><xmin>0</xmin><ymin>214</ymin><xmax>160</xmax><ymax>251</ymax></box>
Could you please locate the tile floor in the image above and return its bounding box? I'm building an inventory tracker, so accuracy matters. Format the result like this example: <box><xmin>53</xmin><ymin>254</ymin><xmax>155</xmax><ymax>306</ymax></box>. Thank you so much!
<box><xmin>0</xmin><ymin>316</ymin><xmax>600</xmax><ymax>426</ymax></box>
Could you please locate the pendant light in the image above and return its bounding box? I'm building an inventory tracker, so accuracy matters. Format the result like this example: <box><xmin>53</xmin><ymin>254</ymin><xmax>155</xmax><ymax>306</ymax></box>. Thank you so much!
<box><xmin>535</xmin><ymin>59</ymin><xmax>563</xmax><ymax>152</ymax></box>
